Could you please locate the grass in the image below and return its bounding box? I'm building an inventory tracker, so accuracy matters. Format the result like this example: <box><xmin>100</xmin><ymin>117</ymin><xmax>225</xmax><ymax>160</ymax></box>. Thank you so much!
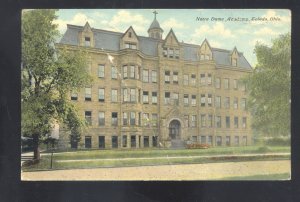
<box><xmin>22</xmin><ymin>146</ymin><xmax>290</xmax><ymax>171</ymax></box>
<box><xmin>219</xmin><ymin>173</ymin><xmax>290</xmax><ymax>180</ymax></box>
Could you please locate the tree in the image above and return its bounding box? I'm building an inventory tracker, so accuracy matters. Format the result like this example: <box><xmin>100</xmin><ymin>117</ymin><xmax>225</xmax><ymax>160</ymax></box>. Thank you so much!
<box><xmin>244</xmin><ymin>33</ymin><xmax>291</xmax><ymax>137</ymax></box>
<box><xmin>21</xmin><ymin>9</ymin><xmax>91</xmax><ymax>160</ymax></box>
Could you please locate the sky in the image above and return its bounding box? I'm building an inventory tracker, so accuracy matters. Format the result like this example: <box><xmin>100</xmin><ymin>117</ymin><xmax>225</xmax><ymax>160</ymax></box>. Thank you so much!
<box><xmin>55</xmin><ymin>9</ymin><xmax>291</xmax><ymax>66</ymax></box>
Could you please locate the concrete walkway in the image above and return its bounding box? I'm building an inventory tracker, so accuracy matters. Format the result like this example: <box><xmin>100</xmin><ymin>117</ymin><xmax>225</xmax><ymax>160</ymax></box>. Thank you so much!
<box><xmin>21</xmin><ymin>160</ymin><xmax>290</xmax><ymax>181</ymax></box>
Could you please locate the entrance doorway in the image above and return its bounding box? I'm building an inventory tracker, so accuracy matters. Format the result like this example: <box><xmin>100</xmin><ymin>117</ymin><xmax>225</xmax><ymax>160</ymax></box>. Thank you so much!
<box><xmin>169</xmin><ymin>120</ymin><xmax>181</xmax><ymax>139</ymax></box>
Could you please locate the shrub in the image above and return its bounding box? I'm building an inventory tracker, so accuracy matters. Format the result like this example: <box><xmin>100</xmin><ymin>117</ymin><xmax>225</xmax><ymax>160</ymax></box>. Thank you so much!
<box><xmin>256</xmin><ymin>146</ymin><xmax>271</xmax><ymax>153</ymax></box>
<box><xmin>264</xmin><ymin>137</ymin><xmax>290</xmax><ymax>146</ymax></box>
<box><xmin>186</xmin><ymin>143</ymin><xmax>210</xmax><ymax>149</ymax></box>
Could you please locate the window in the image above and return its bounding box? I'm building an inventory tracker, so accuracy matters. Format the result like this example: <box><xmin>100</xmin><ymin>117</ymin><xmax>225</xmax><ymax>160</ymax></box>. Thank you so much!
<box><xmin>208</xmin><ymin>114</ymin><xmax>213</xmax><ymax>128</ymax></box>
<box><xmin>226</xmin><ymin>116</ymin><xmax>230</xmax><ymax>128</ymax></box>
<box><xmin>201</xmin><ymin>136</ymin><xmax>206</xmax><ymax>144</ymax></box>
<box><xmin>71</xmin><ymin>91</ymin><xmax>78</xmax><ymax>101</ymax></box>
<box><xmin>173</xmin><ymin>93</ymin><xmax>179</xmax><ymax>106</ymax></box>
<box><xmin>191</xmin><ymin>95</ymin><xmax>196</xmax><ymax>106</ymax></box>
<box><xmin>234</xmin><ymin>116</ymin><xmax>239</xmax><ymax>128</ymax></box>
<box><xmin>215</xmin><ymin>96</ymin><xmax>221</xmax><ymax>108</ymax></box>
<box><xmin>215</xmin><ymin>77</ymin><xmax>221</xmax><ymax>88</ymax></box>
<box><xmin>84</xmin><ymin>37</ymin><xmax>91</xmax><ymax>46</ymax></box>
<box><xmin>175</xmin><ymin>49</ymin><xmax>180</xmax><ymax>59</ymax></box>
<box><xmin>112</xmin><ymin>112</ymin><xmax>118</xmax><ymax>126</ymax></box>
<box><xmin>192</xmin><ymin>136</ymin><xmax>197</xmax><ymax>142</ymax></box>
<box><xmin>153</xmin><ymin>136</ymin><xmax>158</xmax><ymax>147</ymax></box>
<box><xmin>130</xmin><ymin>65</ymin><xmax>135</xmax><ymax>78</ymax></box>
<box><xmin>207</xmin><ymin>74</ymin><xmax>212</xmax><ymax>85</ymax></box>
<box><xmin>152</xmin><ymin>92</ymin><xmax>157</xmax><ymax>104</ymax></box>
<box><xmin>242</xmin><ymin>136</ymin><xmax>247</xmax><ymax>146</ymax></box>
<box><xmin>208</xmin><ymin>136</ymin><xmax>213</xmax><ymax>145</ymax></box>
<box><xmin>165</xmin><ymin>71</ymin><xmax>170</xmax><ymax>83</ymax></box>
<box><xmin>112</xmin><ymin>136</ymin><xmax>118</xmax><ymax>148</ymax></box>
<box><xmin>205</xmin><ymin>54</ymin><xmax>210</xmax><ymax>60</ymax></box>
<box><xmin>216</xmin><ymin>116</ymin><xmax>221</xmax><ymax>128</ymax></box>
<box><xmin>241</xmin><ymin>98</ymin><xmax>247</xmax><ymax>110</ymax></box>
<box><xmin>85</xmin><ymin>111</ymin><xmax>92</xmax><ymax>125</ymax></box>
<box><xmin>226</xmin><ymin>136</ymin><xmax>231</xmax><ymax>146</ymax></box>
<box><xmin>143</xmin><ymin>113</ymin><xmax>150</xmax><ymax>126</ymax></box>
<box><xmin>240</xmin><ymin>82</ymin><xmax>246</xmax><ymax>91</ymax></box>
<box><xmin>201</xmin><ymin>94</ymin><xmax>206</xmax><ymax>107</ymax></box>
<box><xmin>123</xmin><ymin>89</ymin><xmax>128</xmax><ymax>102</ymax></box>
<box><xmin>184</xmin><ymin>115</ymin><xmax>189</xmax><ymax>127</ymax></box>
<box><xmin>128</xmin><ymin>32</ymin><xmax>132</xmax><ymax>38</ymax></box>
<box><xmin>169</xmin><ymin>48</ymin><xmax>174</xmax><ymax>58</ymax></box>
<box><xmin>111</xmin><ymin>66</ymin><xmax>117</xmax><ymax>79</ymax></box>
<box><xmin>98</xmin><ymin>88</ymin><xmax>105</xmax><ymax>102</ymax></box>
<box><xmin>163</xmin><ymin>47</ymin><xmax>168</xmax><ymax>57</ymax></box>
<box><xmin>232</xmin><ymin>58</ymin><xmax>237</xmax><ymax>67</ymax></box>
<box><xmin>123</xmin><ymin>112</ymin><xmax>128</xmax><ymax>125</ymax></box>
<box><xmin>224</xmin><ymin>97</ymin><xmax>230</xmax><ymax>109</ymax></box>
<box><xmin>85</xmin><ymin>136</ymin><xmax>91</xmax><ymax>148</ymax></box>
<box><xmin>191</xmin><ymin>115</ymin><xmax>197</xmax><ymax>127</ymax></box>
<box><xmin>130</xmin><ymin>89</ymin><xmax>136</xmax><ymax>102</ymax></box>
<box><xmin>125</xmin><ymin>43</ymin><xmax>137</xmax><ymax>49</ymax></box>
<box><xmin>122</xmin><ymin>135</ymin><xmax>127</xmax><ymax>147</ymax></box>
<box><xmin>242</xmin><ymin>117</ymin><xmax>247</xmax><ymax>128</ymax></box>
<box><xmin>131</xmin><ymin>135</ymin><xmax>136</xmax><ymax>148</ymax></box>
<box><xmin>233</xmin><ymin>79</ymin><xmax>238</xmax><ymax>90</ymax></box>
<box><xmin>152</xmin><ymin>113</ymin><xmax>158</xmax><ymax>126</ymax></box>
<box><xmin>201</xmin><ymin>114</ymin><xmax>206</xmax><ymax>127</ymax></box>
<box><xmin>98</xmin><ymin>136</ymin><xmax>105</xmax><ymax>149</ymax></box>
<box><xmin>224</xmin><ymin>78</ymin><xmax>229</xmax><ymax>89</ymax></box>
<box><xmin>234</xmin><ymin>136</ymin><xmax>239</xmax><ymax>146</ymax></box>
<box><xmin>165</xmin><ymin>92</ymin><xmax>171</xmax><ymax>104</ymax></box>
<box><xmin>98</xmin><ymin>112</ymin><xmax>105</xmax><ymax>126</ymax></box>
<box><xmin>144</xmin><ymin>136</ymin><xmax>150</xmax><ymax>147</ymax></box>
<box><xmin>216</xmin><ymin>136</ymin><xmax>222</xmax><ymax>146</ymax></box>
<box><xmin>200</xmin><ymin>54</ymin><xmax>205</xmax><ymax>60</ymax></box>
<box><xmin>191</xmin><ymin>74</ymin><xmax>196</xmax><ymax>86</ymax></box>
<box><xmin>98</xmin><ymin>65</ymin><xmax>105</xmax><ymax>78</ymax></box>
<box><xmin>85</xmin><ymin>87</ymin><xmax>92</xmax><ymax>101</ymax></box>
<box><xmin>151</xmin><ymin>70</ymin><xmax>157</xmax><ymax>83</ymax></box>
<box><xmin>130</xmin><ymin>112</ymin><xmax>135</xmax><ymax>125</ymax></box>
<box><xmin>143</xmin><ymin>70</ymin><xmax>149</xmax><ymax>82</ymax></box>
<box><xmin>173</xmin><ymin>72</ymin><xmax>178</xmax><ymax>84</ymax></box>
<box><xmin>234</xmin><ymin>97</ymin><xmax>238</xmax><ymax>109</ymax></box>
<box><xmin>111</xmin><ymin>89</ymin><xmax>117</xmax><ymax>102</ymax></box>
<box><xmin>200</xmin><ymin>74</ymin><xmax>206</xmax><ymax>85</ymax></box>
<box><xmin>184</xmin><ymin>94</ymin><xmax>189</xmax><ymax>106</ymax></box>
<box><xmin>184</xmin><ymin>74</ymin><xmax>189</xmax><ymax>85</ymax></box>
<box><xmin>123</xmin><ymin>65</ymin><xmax>128</xmax><ymax>79</ymax></box>
<box><xmin>207</xmin><ymin>94</ymin><xmax>212</xmax><ymax>107</ymax></box>
<box><xmin>143</xmin><ymin>91</ymin><xmax>149</xmax><ymax>103</ymax></box>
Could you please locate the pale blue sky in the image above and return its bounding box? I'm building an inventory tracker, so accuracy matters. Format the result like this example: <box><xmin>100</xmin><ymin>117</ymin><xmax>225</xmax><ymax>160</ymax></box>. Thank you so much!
<box><xmin>55</xmin><ymin>9</ymin><xmax>291</xmax><ymax>66</ymax></box>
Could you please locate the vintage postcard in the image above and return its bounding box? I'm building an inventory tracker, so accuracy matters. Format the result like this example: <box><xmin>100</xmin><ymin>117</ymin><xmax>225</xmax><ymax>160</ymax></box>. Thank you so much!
<box><xmin>21</xmin><ymin>9</ymin><xmax>291</xmax><ymax>180</ymax></box>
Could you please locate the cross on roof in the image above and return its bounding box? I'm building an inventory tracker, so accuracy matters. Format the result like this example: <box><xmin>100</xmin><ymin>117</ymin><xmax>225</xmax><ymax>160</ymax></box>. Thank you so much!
<box><xmin>153</xmin><ymin>10</ymin><xmax>158</xmax><ymax>19</ymax></box>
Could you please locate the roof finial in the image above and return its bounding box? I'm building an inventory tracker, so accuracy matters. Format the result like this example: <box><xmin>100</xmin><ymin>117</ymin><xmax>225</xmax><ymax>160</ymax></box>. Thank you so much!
<box><xmin>153</xmin><ymin>10</ymin><xmax>158</xmax><ymax>19</ymax></box>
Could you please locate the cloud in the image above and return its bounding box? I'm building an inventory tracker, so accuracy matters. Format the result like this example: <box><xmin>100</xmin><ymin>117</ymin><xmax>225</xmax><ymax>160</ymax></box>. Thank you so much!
<box><xmin>249</xmin><ymin>38</ymin><xmax>270</xmax><ymax>46</ymax></box>
<box><xmin>161</xmin><ymin>18</ymin><xmax>187</xmax><ymax>31</ymax></box>
<box><xmin>254</xmin><ymin>27</ymin><xmax>279</xmax><ymax>36</ymax></box>
<box><xmin>192</xmin><ymin>22</ymin><xmax>235</xmax><ymax>39</ymax></box>
<box><xmin>209</xmin><ymin>40</ymin><xmax>222</xmax><ymax>48</ymax></box>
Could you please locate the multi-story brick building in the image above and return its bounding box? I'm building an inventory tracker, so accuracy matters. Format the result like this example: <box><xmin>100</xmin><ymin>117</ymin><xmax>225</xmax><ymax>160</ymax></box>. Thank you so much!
<box><xmin>57</xmin><ymin>14</ymin><xmax>252</xmax><ymax>149</ymax></box>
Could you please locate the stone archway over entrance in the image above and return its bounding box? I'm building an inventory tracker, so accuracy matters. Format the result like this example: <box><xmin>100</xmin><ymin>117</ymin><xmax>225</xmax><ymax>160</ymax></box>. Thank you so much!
<box><xmin>169</xmin><ymin>120</ymin><xmax>181</xmax><ymax>140</ymax></box>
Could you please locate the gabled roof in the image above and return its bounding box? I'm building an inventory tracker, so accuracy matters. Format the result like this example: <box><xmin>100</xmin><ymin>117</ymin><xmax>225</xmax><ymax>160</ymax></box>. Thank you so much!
<box><xmin>122</xmin><ymin>26</ymin><xmax>139</xmax><ymax>39</ymax></box>
<box><xmin>163</xmin><ymin>29</ymin><xmax>180</xmax><ymax>46</ymax></box>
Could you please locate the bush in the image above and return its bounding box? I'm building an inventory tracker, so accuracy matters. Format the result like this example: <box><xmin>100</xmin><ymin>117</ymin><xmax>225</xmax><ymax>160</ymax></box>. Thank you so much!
<box><xmin>256</xmin><ymin>146</ymin><xmax>271</xmax><ymax>153</ymax></box>
<box><xmin>265</xmin><ymin>137</ymin><xmax>290</xmax><ymax>146</ymax></box>
<box><xmin>186</xmin><ymin>143</ymin><xmax>210</xmax><ymax>149</ymax></box>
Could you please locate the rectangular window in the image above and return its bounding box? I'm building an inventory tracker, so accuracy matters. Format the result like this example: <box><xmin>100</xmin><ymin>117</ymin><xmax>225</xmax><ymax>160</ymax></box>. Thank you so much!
<box><xmin>191</xmin><ymin>95</ymin><xmax>196</xmax><ymax>106</ymax></box>
<box><xmin>216</xmin><ymin>136</ymin><xmax>222</xmax><ymax>146</ymax></box>
<box><xmin>152</xmin><ymin>92</ymin><xmax>157</xmax><ymax>104</ymax></box>
<box><xmin>242</xmin><ymin>117</ymin><xmax>247</xmax><ymax>128</ymax></box>
<box><xmin>165</xmin><ymin>71</ymin><xmax>170</xmax><ymax>83</ymax></box>
<box><xmin>192</xmin><ymin>136</ymin><xmax>197</xmax><ymax>142</ymax></box>
<box><xmin>242</xmin><ymin>136</ymin><xmax>247</xmax><ymax>146</ymax></box>
<box><xmin>173</xmin><ymin>72</ymin><xmax>178</xmax><ymax>84</ymax></box>
<box><xmin>85</xmin><ymin>37</ymin><xmax>91</xmax><ymax>47</ymax></box>
<box><xmin>152</xmin><ymin>113</ymin><xmax>158</xmax><ymax>126</ymax></box>
<box><xmin>201</xmin><ymin>114</ymin><xmax>206</xmax><ymax>127</ymax></box>
<box><xmin>216</xmin><ymin>116</ymin><xmax>221</xmax><ymax>128</ymax></box>
<box><xmin>234</xmin><ymin>136</ymin><xmax>239</xmax><ymax>146</ymax></box>
<box><xmin>215</xmin><ymin>96</ymin><xmax>221</xmax><ymax>108</ymax></box>
<box><xmin>234</xmin><ymin>116</ymin><xmax>239</xmax><ymax>128</ymax></box>
<box><xmin>85</xmin><ymin>87</ymin><xmax>92</xmax><ymax>101</ymax></box>
<box><xmin>163</xmin><ymin>47</ymin><xmax>168</xmax><ymax>57</ymax></box>
<box><xmin>165</xmin><ymin>92</ymin><xmax>171</xmax><ymax>104</ymax></box>
<box><xmin>143</xmin><ymin>113</ymin><xmax>150</xmax><ymax>126</ymax></box>
<box><xmin>184</xmin><ymin>94</ymin><xmax>189</xmax><ymax>106</ymax></box>
<box><xmin>205</xmin><ymin>54</ymin><xmax>210</xmax><ymax>60</ymax></box>
<box><xmin>201</xmin><ymin>94</ymin><xmax>206</xmax><ymax>107</ymax></box>
<box><xmin>98</xmin><ymin>136</ymin><xmax>105</xmax><ymax>149</ymax></box>
<box><xmin>85</xmin><ymin>136</ymin><xmax>91</xmax><ymax>148</ymax></box>
<box><xmin>224</xmin><ymin>97</ymin><xmax>230</xmax><ymax>109</ymax></box>
<box><xmin>130</xmin><ymin>88</ymin><xmax>136</xmax><ymax>102</ymax></box>
<box><xmin>208</xmin><ymin>136</ymin><xmax>212</xmax><ymax>145</ymax></box>
<box><xmin>111</xmin><ymin>89</ymin><xmax>117</xmax><ymax>102</ymax></box>
<box><xmin>85</xmin><ymin>111</ymin><xmax>92</xmax><ymax>125</ymax></box>
<box><xmin>224</xmin><ymin>78</ymin><xmax>229</xmax><ymax>89</ymax></box>
<box><xmin>191</xmin><ymin>74</ymin><xmax>196</xmax><ymax>86</ymax></box>
<box><xmin>184</xmin><ymin>74</ymin><xmax>189</xmax><ymax>85</ymax></box>
<box><xmin>151</xmin><ymin>70</ymin><xmax>157</xmax><ymax>83</ymax></box>
<box><xmin>123</xmin><ymin>65</ymin><xmax>128</xmax><ymax>79</ymax></box>
<box><xmin>143</xmin><ymin>70</ymin><xmax>149</xmax><ymax>82</ymax></box>
<box><xmin>207</xmin><ymin>74</ymin><xmax>212</xmax><ymax>85</ymax></box>
<box><xmin>201</xmin><ymin>136</ymin><xmax>206</xmax><ymax>144</ymax></box>
<box><xmin>226</xmin><ymin>116</ymin><xmax>230</xmax><ymax>128</ymax></box>
<box><xmin>125</xmin><ymin>43</ymin><xmax>137</xmax><ymax>49</ymax></box>
<box><xmin>241</xmin><ymin>98</ymin><xmax>247</xmax><ymax>110</ymax></box>
<box><xmin>200</xmin><ymin>74</ymin><xmax>206</xmax><ymax>85</ymax></box>
<box><xmin>98</xmin><ymin>65</ymin><xmax>105</xmax><ymax>78</ymax></box>
<box><xmin>111</xmin><ymin>66</ymin><xmax>117</xmax><ymax>79</ymax></box>
<box><xmin>208</xmin><ymin>114</ymin><xmax>213</xmax><ymax>128</ymax></box>
<box><xmin>144</xmin><ymin>136</ymin><xmax>150</xmax><ymax>147</ymax></box>
<box><xmin>191</xmin><ymin>115</ymin><xmax>197</xmax><ymax>127</ymax></box>
<box><xmin>184</xmin><ymin>115</ymin><xmax>189</xmax><ymax>127</ymax></box>
<box><xmin>71</xmin><ymin>91</ymin><xmax>78</xmax><ymax>101</ymax></box>
<box><xmin>233</xmin><ymin>79</ymin><xmax>238</xmax><ymax>90</ymax></box>
<box><xmin>123</xmin><ymin>89</ymin><xmax>128</xmax><ymax>102</ymax></box>
<box><xmin>153</xmin><ymin>136</ymin><xmax>158</xmax><ymax>147</ymax></box>
<box><xmin>169</xmin><ymin>48</ymin><xmax>174</xmax><ymax>58</ymax></box>
<box><xmin>207</xmin><ymin>94</ymin><xmax>212</xmax><ymax>107</ymax></box>
<box><xmin>234</xmin><ymin>97</ymin><xmax>238</xmax><ymax>109</ymax></box>
<box><xmin>130</xmin><ymin>112</ymin><xmax>136</xmax><ymax>125</ymax></box>
<box><xmin>226</xmin><ymin>136</ymin><xmax>231</xmax><ymax>146</ymax></box>
<box><xmin>98</xmin><ymin>88</ymin><xmax>105</xmax><ymax>102</ymax></box>
<box><xmin>112</xmin><ymin>136</ymin><xmax>118</xmax><ymax>148</ymax></box>
<box><xmin>98</xmin><ymin>112</ymin><xmax>105</xmax><ymax>126</ymax></box>
<box><xmin>111</xmin><ymin>112</ymin><xmax>118</xmax><ymax>126</ymax></box>
<box><xmin>175</xmin><ymin>49</ymin><xmax>180</xmax><ymax>59</ymax></box>
<box><xmin>123</xmin><ymin>112</ymin><xmax>128</xmax><ymax>126</ymax></box>
<box><xmin>122</xmin><ymin>135</ymin><xmax>127</xmax><ymax>147</ymax></box>
<box><xmin>130</xmin><ymin>65</ymin><xmax>135</xmax><ymax>79</ymax></box>
<box><xmin>131</xmin><ymin>135</ymin><xmax>136</xmax><ymax>148</ymax></box>
<box><xmin>173</xmin><ymin>93</ymin><xmax>179</xmax><ymax>106</ymax></box>
<box><xmin>143</xmin><ymin>91</ymin><xmax>149</xmax><ymax>103</ymax></box>
<box><xmin>215</xmin><ymin>77</ymin><xmax>221</xmax><ymax>88</ymax></box>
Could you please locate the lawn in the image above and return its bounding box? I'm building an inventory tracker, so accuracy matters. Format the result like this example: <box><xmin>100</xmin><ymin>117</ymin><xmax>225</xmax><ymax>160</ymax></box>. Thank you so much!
<box><xmin>219</xmin><ymin>173</ymin><xmax>290</xmax><ymax>180</ymax></box>
<box><xmin>22</xmin><ymin>146</ymin><xmax>290</xmax><ymax>171</ymax></box>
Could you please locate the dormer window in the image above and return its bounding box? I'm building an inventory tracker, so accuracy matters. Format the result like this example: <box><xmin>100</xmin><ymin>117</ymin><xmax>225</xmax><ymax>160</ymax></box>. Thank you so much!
<box><xmin>232</xmin><ymin>58</ymin><xmax>237</xmax><ymax>67</ymax></box>
<box><xmin>85</xmin><ymin>37</ymin><xmax>91</xmax><ymax>47</ymax></box>
<box><xmin>162</xmin><ymin>47</ymin><xmax>180</xmax><ymax>59</ymax></box>
<box><xmin>200</xmin><ymin>54</ymin><xmax>210</xmax><ymax>60</ymax></box>
<box><xmin>205</xmin><ymin>55</ymin><xmax>210</xmax><ymax>60</ymax></box>
<box><xmin>175</xmin><ymin>49</ymin><xmax>180</xmax><ymax>59</ymax></box>
<box><xmin>125</xmin><ymin>42</ymin><xmax>137</xmax><ymax>49</ymax></box>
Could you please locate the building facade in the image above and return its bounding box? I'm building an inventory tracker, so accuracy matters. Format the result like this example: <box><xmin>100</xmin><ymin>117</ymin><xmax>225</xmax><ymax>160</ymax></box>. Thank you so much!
<box><xmin>57</xmin><ymin>14</ymin><xmax>252</xmax><ymax>149</ymax></box>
